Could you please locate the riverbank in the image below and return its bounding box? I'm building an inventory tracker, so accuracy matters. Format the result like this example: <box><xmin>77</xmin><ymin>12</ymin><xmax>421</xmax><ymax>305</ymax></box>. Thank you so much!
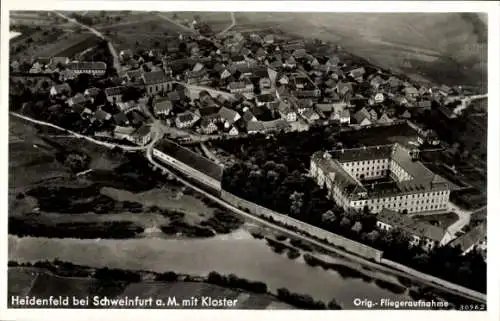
<box><xmin>8</xmin><ymin>262</ymin><xmax>301</xmax><ymax>309</ymax></box>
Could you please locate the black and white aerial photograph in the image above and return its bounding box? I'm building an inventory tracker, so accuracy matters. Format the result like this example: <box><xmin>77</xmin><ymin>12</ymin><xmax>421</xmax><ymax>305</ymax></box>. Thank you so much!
<box><xmin>3</xmin><ymin>1</ymin><xmax>497</xmax><ymax>318</ymax></box>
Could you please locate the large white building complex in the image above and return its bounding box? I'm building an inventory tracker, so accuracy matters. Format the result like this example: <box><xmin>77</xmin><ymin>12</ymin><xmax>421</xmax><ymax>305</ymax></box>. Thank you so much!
<box><xmin>310</xmin><ymin>143</ymin><xmax>455</xmax><ymax>214</ymax></box>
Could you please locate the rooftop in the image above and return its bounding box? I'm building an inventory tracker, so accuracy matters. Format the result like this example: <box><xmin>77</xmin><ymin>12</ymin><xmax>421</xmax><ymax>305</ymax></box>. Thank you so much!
<box><xmin>377</xmin><ymin>209</ymin><xmax>447</xmax><ymax>242</ymax></box>
<box><xmin>313</xmin><ymin>143</ymin><xmax>454</xmax><ymax>199</ymax></box>
<box><xmin>155</xmin><ymin>139</ymin><xmax>223</xmax><ymax>181</ymax></box>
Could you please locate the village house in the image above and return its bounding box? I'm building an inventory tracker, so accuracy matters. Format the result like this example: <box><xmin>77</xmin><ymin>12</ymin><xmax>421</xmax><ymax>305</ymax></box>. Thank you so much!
<box><xmin>404</xmin><ymin>86</ymin><xmax>419</xmax><ymax>101</ymax></box>
<box><xmin>332</xmin><ymin>109</ymin><xmax>351</xmax><ymax>125</ymax></box>
<box><xmin>376</xmin><ymin>209</ymin><xmax>452</xmax><ymax>251</ymax></box>
<box><xmin>353</xmin><ymin>107</ymin><xmax>372</xmax><ymax>126</ymax></box>
<box><xmin>119</xmin><ymin>49</ymin><xmax>133</xmax><ymax>62</ymax></box>
<box><xmin>94</xmin><ymin>109</ymin><xmax>112</xmax><ymax>123</ymax></box>
<box><xmin>50</xmin><ymin>56</ymin><xmax>70</xmax><ymax>67</ymax></box>
<box><xmin>117</xmin><ymin>101</ymin><xmax>141</xmax><ymax>113</ymax></box>
<box><xmin>228</xmin><ymin>126</ymin><xmax>239</xmax><ymax>135</ymax></box>
<box><xmin>231</xmin><ymin>55</ymin><xmax>247</xmax><ymax>65</ymax></box>
<box><xmin>124</xmin><ymin>69</ymin><xmax>144</xmax><ymax>85</ymax></box>
<box><xmin>415</xmin><ymin>100</ymin><xmax>432</xmax><ymax>109</ymax></box>
<box><xmin>259</xmin><ymin>77</ymin><xmax>272</xmax><ymax>91</ymax></box>
<box><xmin>131</xmin><ymin>124</ymin><xmax>152</xmax><ymax>146</ymax></box>
<box><xmin>278</xmin><ymin>74</ymin><xmax>289</xmax><ymax>86</ymax></box>
<box><xmin>255</xmin><ymin>93</ymin><xmax>277</xmax><ymax>108</ymax></box>
<box><xmin>175</xmin><ymin>111</ymin><xmax>200</xmax><ymax>129</ymax></box>
<box><xmin>374</xmin><ymin>93</ymin><xmax>385</xmax><ymax>104</ymax></box>
<box><xmin>296</xmin><ymin>89</ymin><xmax>321</xmax><ymax>99</ymax></box>
<box><xmin>199</xmin><ymin>115</ymin><xmax>220</xmax><ymax>135</ymax></box>
<box><xmin>242</xmin><ymin>109</ymin><xmax>258</xmax><ymax>123</ymax></box>
<box><xmin>370</xmin><ymin>75</ymin><xmax>385</xmax><ymax>89</ymax></box>
<box><xmin>263</xmin><ymin>34</ymin><xmax>275</xmax><ymax>45</ymax></box>
<box><xmin>302</xmin><ymin>109</ymin><xmax>320</xmax><ymax>124</ymax></box>
<box><xmin>277</xmin><ymin>101</ymin><xmax>297</xmax><ymax>122</ymax></box>
<box><xmin>348</xmin><ymin>67</ymin><xmax>366</xmax><ymax>82</ymax></box>
<box><xmin>50</xmin><ymin>83</ymin><xmax>72</xmax><ymax>97</ymax></box>
<box><xmin>113</xmin><ymin>112</ymin><xmax>130</xmax><ymax>126</ymax></box>
<box><xmin>439</xmin><ymin>84</ymin><xmax>453</xmax><ymax>97</ymax></box>
<box><xmin>153</xmin><ymin>99</ymin><xmax>173</xmax><ymax>118</ymax></box>
<box><xmin>69</xmin><ymin>61</ymin><xmax>107</xmax><ymax>77</ymax></box>
<box><xmin>228</xmin><ymin>81</ymin><xmax>254</xmax><ymax>94</ymax></box>
<box><xmin>255</xmin><ymin>47</ymin><xmax>267</xmax><ymax>61</ymax></box>
<box><xmin>449</xmin><ymin>222</ymin><xmax>486</xmax><ymax>260</ymax></box>
<box><xmin>83</xmin><ymin>87</ymin><xmax>101</xmax><ymax>101</ymax></box>
<box><xmin>315</xmin><ymin>103</ymin><xmax>335</xmax><ymax>119</ymax></box>
<box><xmin>105</xmin><ymin>86</ymin><xmax>126</xmax><ymax>103</ymax></box>
<box><xmin>218</xmin><ymin>107</ymin><xmax>241</xmax><ymax>129</ymax></box>
<box><xmin>114</xmin><ymin>126</ymin><xmax>135</xmax><ymax>140</ymax></box>
<box><xmin>66</xmin><ymin>93</ymin><xmax>92</xmax><ymax>107</ymax></box>
<box><xmin>31</xmin><ymin>62</ymin><xmax>44</xmax><ymax>73</ymax></box>
<box><xmin>385</xmin><ymin>76</ymin><xmax>403</xmax><ymax>90</ymax></box>
<box><xmin>377</xmin><ymin>112</ymin><xmax>393</xmax><ymax>124</ymax></box>
<box><xmin>283</xmin><ymin>56</ymin><xmax>297</xmax><ymax>69</ymax></box>
<box><xmin>142</xmin><ymin>71</ymin><xmax>172</xmax><ymax>95</ymax></box>
<box><xmin>336</xmin><ymin>82</ymin><xmax>353</xmax><ymax>101</ymax></box>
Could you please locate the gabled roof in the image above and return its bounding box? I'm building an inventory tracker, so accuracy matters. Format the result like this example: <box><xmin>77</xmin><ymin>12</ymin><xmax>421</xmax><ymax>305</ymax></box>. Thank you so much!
<box><xmin>142</xmin><ymin>71</ymin><xmax>171</xmax><ymax>85</ymax></box>
<box><xmin>105</xmin><ymin>86</ymin><xmax>126</xmax><ymax>97</ymax></box>
<box><xmin>449</xmin><ymin>223</ymin><xmax>486</xmax><ymax>253</ymax></box>
<box><xmin>69</xmin><ymin>61</ymin><xmax>107</xmax><ymax>71</ymax></box>
<box><xmin>353</xmin><ymin>107</ymin><xmax>371</xmax><ymax>124</ymax></box>
<box><xmin>218</xmin><ymin>107</ymin><xmax>240</xmax><ymax>123</ymax></box>
<box><xmin>242</xmin><ymin>110</ymin><xmax>257</xmax><ymax>123</ymax></box>
<box><xmin>349</xmin><ymin>67</ymin><xmax>366</xmax><ymax>78</ymax></box>
<box><xmin>377</xmin><ymin>209</ymin><xmax>447</xmax><ymax>242</ymax></box>
<box><xmin>95</xmin><ymin>109</ymin><xmax>111</xmax><ymax>121</ymax></box>
<box><xmin>51</xmin><ymin>83</ymin><xmax>71</xmax><ymax>94</ymax></box>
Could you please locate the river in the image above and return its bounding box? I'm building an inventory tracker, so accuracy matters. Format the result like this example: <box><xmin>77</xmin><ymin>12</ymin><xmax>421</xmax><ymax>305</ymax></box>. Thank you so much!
<box><xmin>8</xmin><ymin>230</ymin><xmax>414</xmax><ymax>309</ymax></box>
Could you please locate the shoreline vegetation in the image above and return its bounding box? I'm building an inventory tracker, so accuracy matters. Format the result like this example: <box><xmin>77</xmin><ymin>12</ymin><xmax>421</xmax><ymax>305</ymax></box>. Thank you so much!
<box><xmin>8</xmin><ymin>260</ymin><xmax>340</xmax><ymax>310</ymax></box>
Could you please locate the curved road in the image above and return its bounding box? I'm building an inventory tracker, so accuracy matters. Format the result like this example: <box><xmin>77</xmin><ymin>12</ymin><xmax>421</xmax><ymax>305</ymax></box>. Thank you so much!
<box><xmin>10</xmin><ymin>112</ymin><xmax>160</xmax><ymax>151</ymax></box>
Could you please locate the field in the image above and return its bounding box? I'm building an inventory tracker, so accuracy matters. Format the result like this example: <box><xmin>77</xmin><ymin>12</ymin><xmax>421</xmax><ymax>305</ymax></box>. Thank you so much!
<box><xmin>101</xmin><ymin>18</ymin><xmax>182</xmax><ymax>52</ymax></box>
<box><xmin>232</xmin><ymin>12</ymin><xmax>486</xmax><ymax>88</ymax></box>
<box><xmin>8</xmin><ymin>267</ymin><xmax>292</xmax><ymax>309</ymax></box>
<box><xmin>10</xmin><ymin>29</ymin><xmax>101</xmax><ymax>61</ymax></box>
<box><xmin>8</xmin><ymin>117</ymin><xmax>238</xmax><ymax>238</ymax></box>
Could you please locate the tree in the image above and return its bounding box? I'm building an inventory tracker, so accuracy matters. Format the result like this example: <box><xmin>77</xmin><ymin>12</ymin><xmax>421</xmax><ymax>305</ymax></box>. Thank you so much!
<box><xmin>351</xmin><ymin>221</ymin><xmax>363</xmax><ymax>233</ymax></box>
<box><xmin>122</xmin><ymin>86</ymin><xmax>144</xmax><ymax>102</ymax></box>
<box><xmin>71</xmin><ymin>73</ymin><xmax>92</xmax><ymax>93</ymax></box>
<box><xmin>321</xmin><ymin>210</ymin><xmax>336</xmax><ymax>223</ymax></box>
<box><xmin>364</xmin><ymin>230</ymin><xmax>380</xmax><ymax>243</ymax></box>
<box><xmin>289</xmin><ymin>191</ymin><xmax>304</xmax><ymax>216</ymax></box>
<box><xmin>41</xmin><ymin>80</ymin><xmax>50</xmax><ymax>91</ymax></box>
<box><xmin>413</xmin><ymin>252</ymin><xmax>430</xmax><ymax>267</ymax></box>
<box><xmin>339</xmin><ymin>216</ymin><xmax>352</xmax><ymax>229</ymax></box>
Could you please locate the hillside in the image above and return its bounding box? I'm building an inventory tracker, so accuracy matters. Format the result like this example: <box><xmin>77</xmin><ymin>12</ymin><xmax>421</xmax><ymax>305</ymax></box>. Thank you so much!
<box><xmin>234</xmin><ymin>12</ymin><xmax>487</xmax><ymax>89</ymax></box>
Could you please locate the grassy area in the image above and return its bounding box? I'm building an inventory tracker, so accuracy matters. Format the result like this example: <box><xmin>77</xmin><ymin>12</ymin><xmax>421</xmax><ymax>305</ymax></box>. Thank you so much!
<box><xmin>103</xmin><ymin>18</ymin><xmax>182</xmax><ymax>52</ymax></box>
<box><xmin>8</xmin><ymin>266</ymin><xmax>293</xmax><ymax>309</ymax></box>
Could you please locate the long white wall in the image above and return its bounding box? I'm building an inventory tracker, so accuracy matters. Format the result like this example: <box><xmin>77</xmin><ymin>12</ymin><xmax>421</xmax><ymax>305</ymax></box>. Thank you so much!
<box><xmin>152</xmin><ymin>148</ymin><xmax>221</xmax><ymax>191</ymax></box>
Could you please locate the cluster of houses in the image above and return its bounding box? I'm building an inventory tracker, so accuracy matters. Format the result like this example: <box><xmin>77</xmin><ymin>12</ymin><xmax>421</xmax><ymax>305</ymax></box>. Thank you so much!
<box><xmin>49</xmin><ymin>82</ymin><xmax>152</xmax><ymax>146</ymax></box>
<box><xmin>112</xmin><ymin>30</ymin><xmax>468</xmax><ymax>138</ymax></box>
<box><xmin>22</xmin><ymin>28</ymin><xmax>471</xmax><ymax>143</ymax></box>
<box><xmin>12</xmin><ymin>56</ymin><xmax>108</xmax><ymax>81</ymax></box>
